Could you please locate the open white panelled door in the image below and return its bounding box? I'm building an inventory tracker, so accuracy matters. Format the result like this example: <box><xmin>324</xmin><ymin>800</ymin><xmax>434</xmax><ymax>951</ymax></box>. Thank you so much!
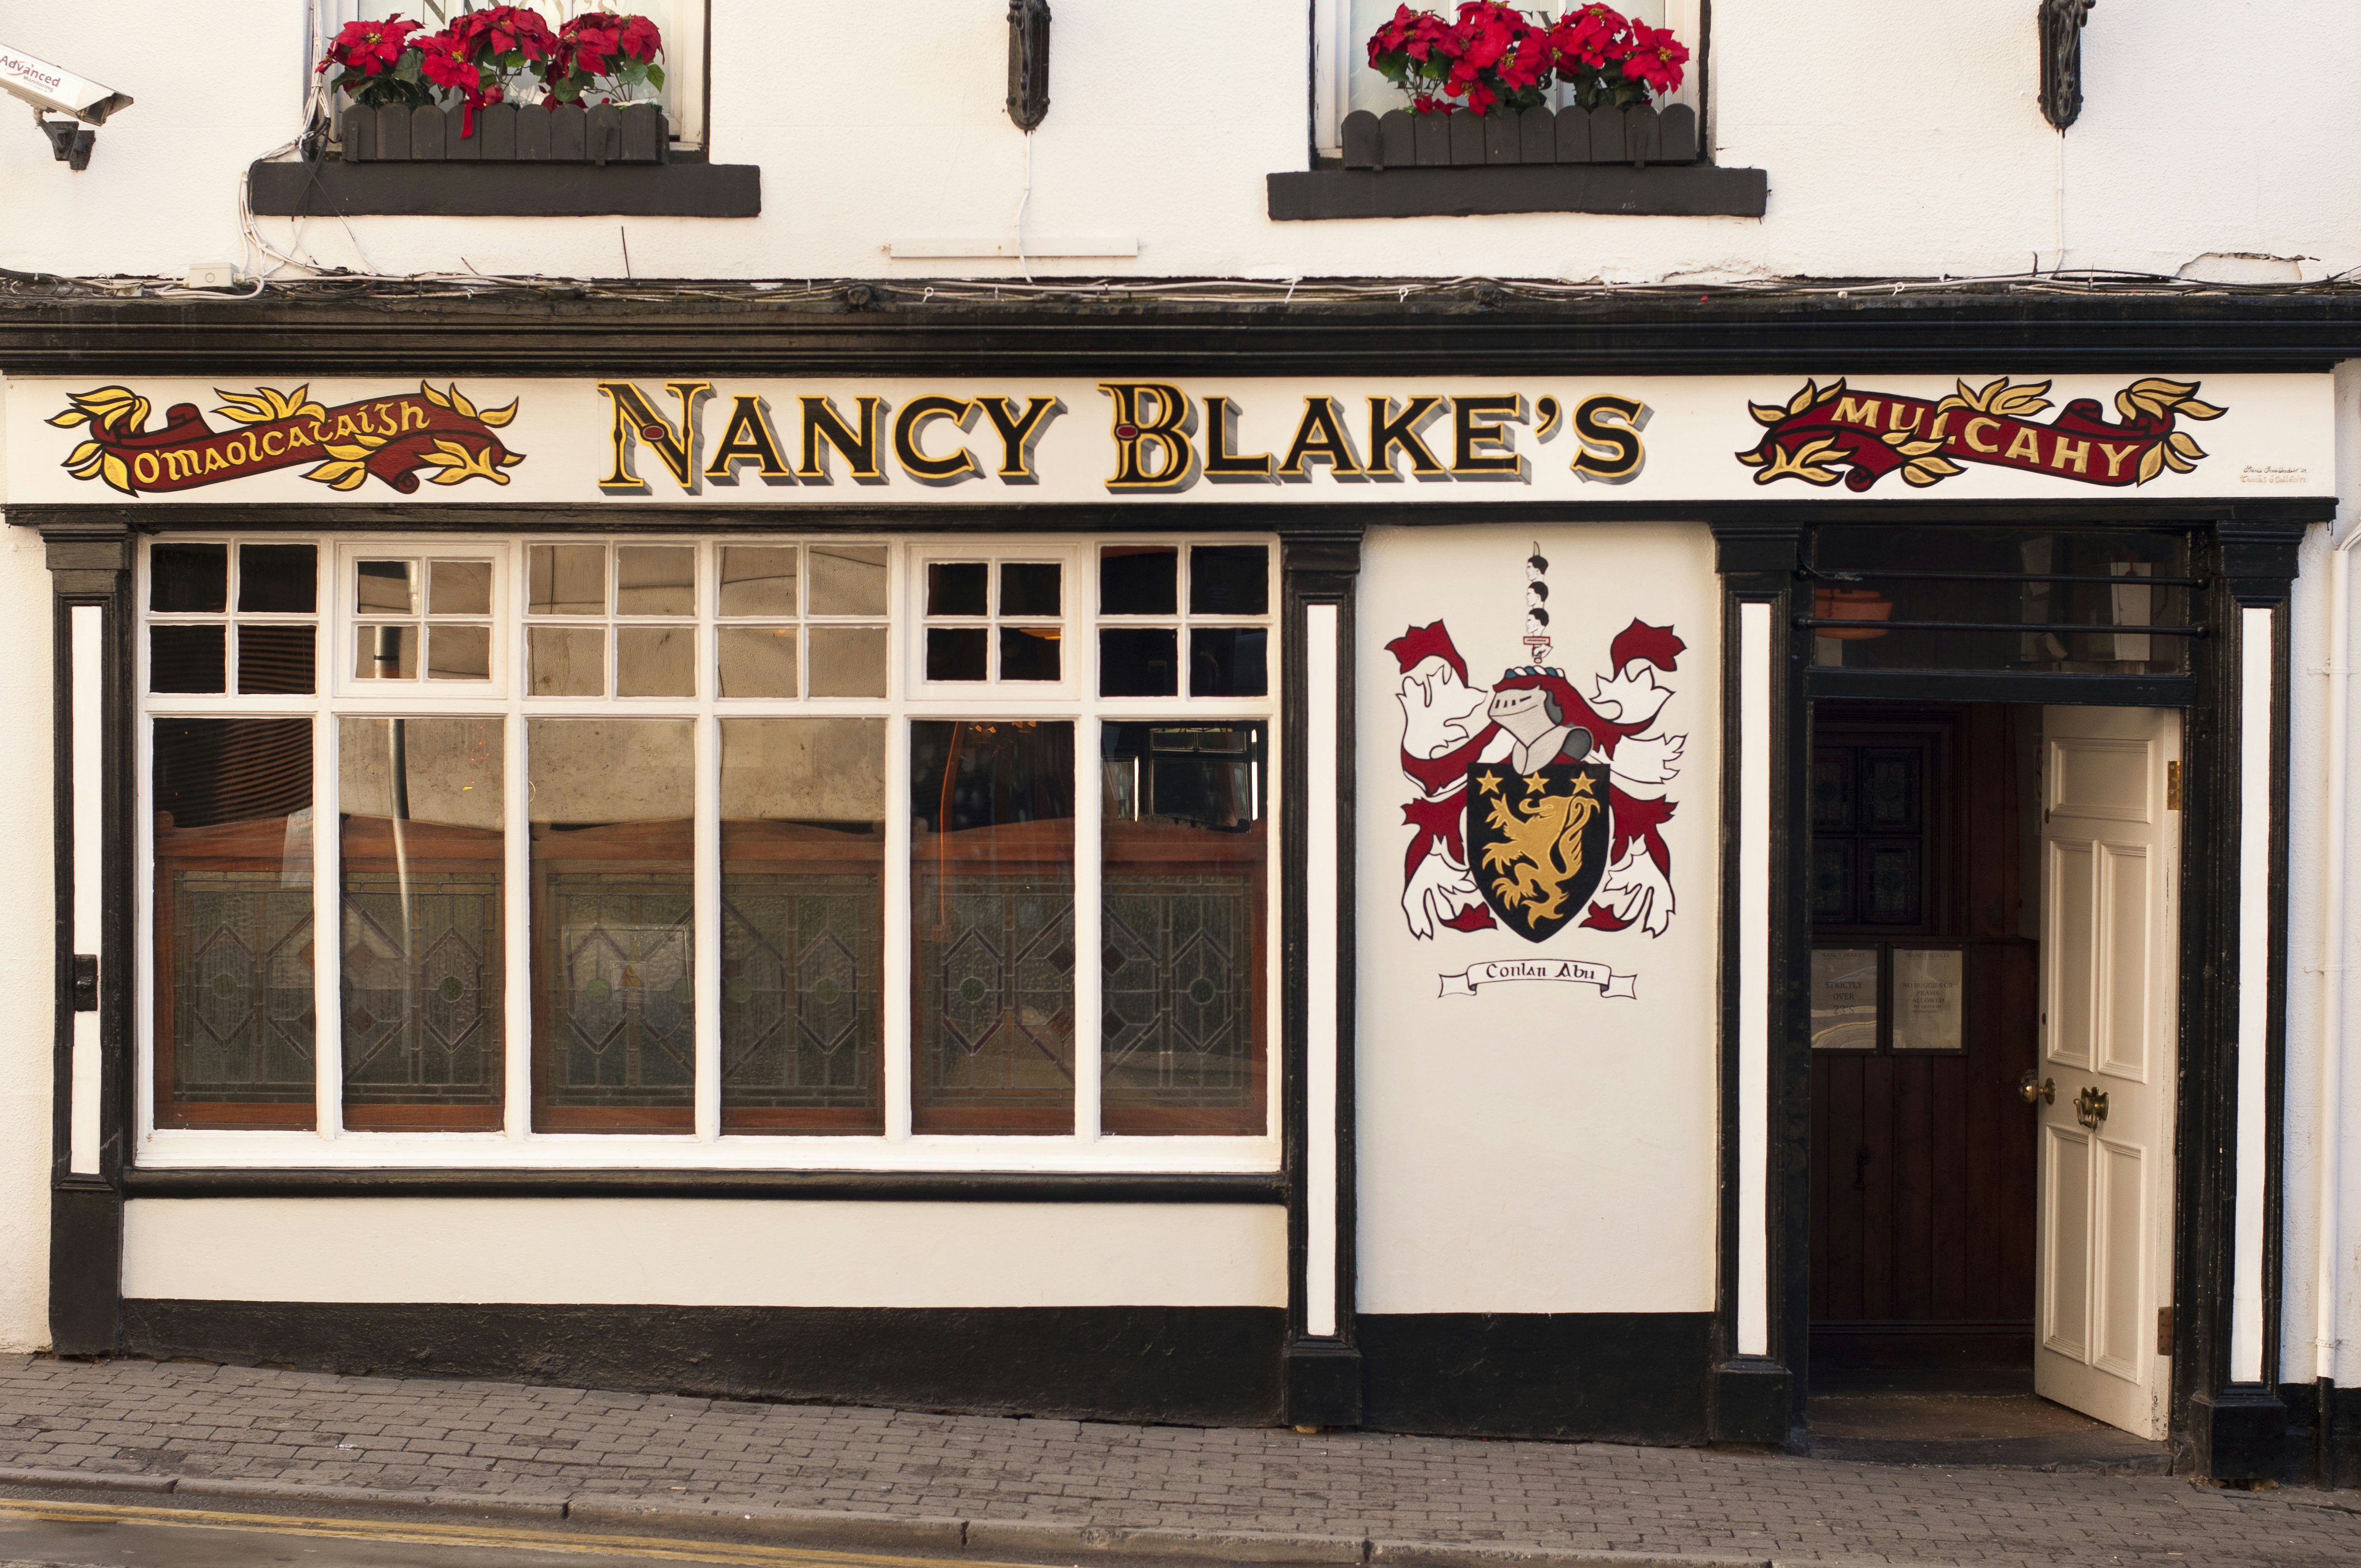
<box><xmin>2036</xmin><ymin>707</ymin><xmax>2180</xmax><ymax>1439</ymax></box>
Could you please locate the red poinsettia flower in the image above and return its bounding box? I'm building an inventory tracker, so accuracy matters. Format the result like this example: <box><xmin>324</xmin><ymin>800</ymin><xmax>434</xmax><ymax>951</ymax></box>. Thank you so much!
<box><xmin>318</xmin><ymin>15</ymin><xmax>420</xmax><ymax>76</ymax></box>
<box><xmin>617</xmin><ymin>14</ymin><xmax>662</xmax><ymax>61</ymax></box>
<box><xmin>1546</xmin><ymin>5</ymin><xmax>1630</xmax><ymax>73</ymax></box>
<box><xmin>1621</xmin><ymin>21</ymin><xmax>1689</xmax><ymax>94</ymax></box>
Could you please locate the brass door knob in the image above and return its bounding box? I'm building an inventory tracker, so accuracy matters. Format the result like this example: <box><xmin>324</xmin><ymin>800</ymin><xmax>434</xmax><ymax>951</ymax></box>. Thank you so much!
<box><xmin>2075</xmin><ymin>1085</ymin><xmax>2110</xmax><ymax>1129</ymax></box>
<box><xmin>2018</xmin><ymin>1071</ymin><xmax>2055</xmax><ymax>1106</ymax></box>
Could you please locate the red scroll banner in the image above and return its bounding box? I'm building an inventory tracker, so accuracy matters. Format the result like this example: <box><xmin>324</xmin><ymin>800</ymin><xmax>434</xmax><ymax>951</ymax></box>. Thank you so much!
<box><xmin>49</xmin><ymin>383</ymin><xmax>525</xmax><ymax>496</ymax></box>
<box><xmin>1734</xmin><ymin>376</ymin><xmax>2225</xmax><ymax>492</ymax></box>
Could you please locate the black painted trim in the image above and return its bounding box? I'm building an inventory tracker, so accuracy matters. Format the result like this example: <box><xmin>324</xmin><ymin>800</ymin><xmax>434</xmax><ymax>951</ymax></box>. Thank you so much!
<box><xmin>1280</xmin><ymin>528</ymin><xmax>1364</xmax><ymax>1426</ymax></box>
<box><xmin>1806</xmin><ymin>670</ymin><xmax>2200</xmax><ymax>707</ymax></box>
<box><xmin>6</xmin><ymin>499</ymin><xmax>2334</xmax><ymax>541</ymax></box>
<box><xmin>121</xmin><ymin>1169</ymin><xmax>1284</xmax><ymax>1202</ymax></box>
<box><xmin>1708</xmin><ymin>523</ymin><xmax>1806</xmax><ymax>1442</ymax></box>
<box><xmin>1266</xmin><ymin>164</ymin><xmax>1768</xmax><ymax>221</ymax></box>
<box><xmin>121</xmin><ymin>1301</ymin><xmax>1283</xmax><ymax>1425</ymax></box>
<box><xmin>42</xmin><ymin>521</ymin><xmax>133</xmax><ymax>1356</ymax></box>
<box><xmin>1357</xmin><ymin>1312</ymin><xmax>1715</xmax><ymax>1441</ymax></box>
<box><xmin>247</xmin><ymin>159</ymin><xmax>761</xmax><ymax>218</ymax></box>
<box><xmin>11</xmin><ymin>294</ymin><xmax>2361</xmax><ymax>377</ymax></box>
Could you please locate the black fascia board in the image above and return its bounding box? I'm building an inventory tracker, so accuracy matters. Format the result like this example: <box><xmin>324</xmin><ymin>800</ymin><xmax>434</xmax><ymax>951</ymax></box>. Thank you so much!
<box><xmin>8</xmin><ymin>287</ymin><xmax>2361</xmax><ymax>376</ymax></box>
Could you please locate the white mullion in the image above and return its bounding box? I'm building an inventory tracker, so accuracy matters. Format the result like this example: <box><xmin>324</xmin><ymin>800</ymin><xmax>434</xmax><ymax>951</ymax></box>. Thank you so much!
<box><xmin>310</xmin><ymin>541</ymin><xmax>342</xmax><ymax>1140</ymax></box>
<box><xmin>882</xmin><ymin>542</ymin><xmax>914</xmax><ymax>1142</ymax></box>
<box><xmin>133</xmin><ymin>540</ymin><xmax>157</xmax><ymax>1147</ymax></box>
<box><xmin>503</xmin><ymin>539</ymin><xmax>533</xmax><ymax>1140</ymax></box>
<box><xmin>693</xmin><ymin>541</ymin><xmax>722</xmax><ymax>1142</ymax></box>
<box><xmin>1071</xmin><ymin>545</ymin><xmax>1102</xmax><ymax>1141</ymax></box>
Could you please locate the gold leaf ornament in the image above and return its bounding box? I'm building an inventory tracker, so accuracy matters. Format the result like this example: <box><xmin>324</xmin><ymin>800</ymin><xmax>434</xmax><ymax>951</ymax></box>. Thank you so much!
<box><xmin>304</xmin><ymin>458</ymin><xmax>372</xmax><ymax>492</ymax></box>
<box><xmin>421</xmin><ymin>439</ymin><xmax>511</xmax><ymax>486</ymax></box>
<box><xmin>213</xmin><ymin>385</ymin><xmax>326</xmax><ymax>425</ymax></box>
<box><xmin>476</xmin><ymin>398</ymin><xmax>519</xmax><ymax>429</ymax></box>
<box><xmin>2136</xmin><ymin>442</ymin><xmax>2166</xmax><ymax>485</ymax></box>
<box><xmin>49</xmin><ymin>386</ymin><xmax>151</xmax><ymax>434</ymax></box>
<box><xmin>1752</xmin><ymin>435</ymin><xmax>1846</xmax><ymax>487</ymax></box>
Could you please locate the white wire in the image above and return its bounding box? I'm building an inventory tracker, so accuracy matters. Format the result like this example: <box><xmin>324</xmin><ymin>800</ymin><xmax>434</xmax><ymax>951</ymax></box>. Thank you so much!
<box><xmin>1014</xmin><ymin>129</ymin><xmax>1034</xmax><ymax>283</ymax></box>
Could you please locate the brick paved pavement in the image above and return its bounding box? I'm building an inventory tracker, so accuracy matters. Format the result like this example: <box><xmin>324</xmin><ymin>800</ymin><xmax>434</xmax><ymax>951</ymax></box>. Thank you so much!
<box><xmin>4</xmin><ymin>1354</ymin><xmax>2360</xmax><ymax>1566</ymax></box>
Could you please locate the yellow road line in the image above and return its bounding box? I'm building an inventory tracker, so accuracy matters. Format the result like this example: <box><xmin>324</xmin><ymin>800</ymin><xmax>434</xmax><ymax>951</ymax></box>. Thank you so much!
<box><xmin>0</xmin><ymin>1497</ymin><xmax>1044</xmax><ymax>1568</ymax></box>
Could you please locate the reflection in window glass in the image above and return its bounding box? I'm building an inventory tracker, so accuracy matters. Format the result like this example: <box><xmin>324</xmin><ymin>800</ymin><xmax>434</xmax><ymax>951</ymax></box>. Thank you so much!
<box><xmin>356</xmin><ymin>560</ymin><xmax>417</xmax><ymax>616</ymax></box>
<box><xmin>239</xmin><ymin>544</ymin><xmax>317</xmax><ymax>613</ymax></box>
<box><xmin>1189</xmin><ymin>627</ymin><xmax>1267</xmax><ymax>696</ymax></box>
<box><xmin>530</xmin><ymin>719</ymin><xmax>696</xmax><ymax>1131</ymax></box>
<box><xmin>617</xmin><ymin>545</ymin><xmax>696</xmax><ymax>617</ymax></box>
<box><xmin>152</xmin><ymin>543</ymin><xmax>227</xmax><ymax>613</ymax></box>
<box><xmin>152</xmin><ymin>625</ymin><xmax>227</xmax><ymax>693</ymax></box>
<box><xmin>153</xmin><ymin>718</ymin><xmax>316</xmax><ymax>1127</ymax></box>
<box><xmin>808</xmin><ymin>626</ymin><xmax>888</xmax><ymax>697</ymax></box>
<box><xmin>1893</xmin><ymin>948</ymin><xmax>1965</xmax><ymax>1051</ymax></box>
<box><xmin>1810</xmin><ymin>948</ymin><xmax>1880</xmax><ymax>1049</ymax></box>
<box><xmin>427</xmin><ymin>625</ymin><xmax>492</xmax><ymax>682</ymax></box>
<box><xmin>1101</xmin><ymin>547</ymin><xmax>1176</xmax><ymax>615</ymax></box>
<box><xmin>238</xmin><ymin>626</ymin><xmax>316</xmax><ymax>694</ymax></box>
<box><xmin>999</xmin><ymin>626</ymin><xmax>1061</xmax><ymax>682</ymax></box>
<box><xmin>529</xmin><ymin>627</ymin><xmax>605</xmax><ymax>696</ymax></box>
<box><xmin>809</xmin><ymin>543</ymin><xmax>889</xmax><ymax>616</ymax></box>
<box><xmin>910</xmin><ymin>721</ymin><xmax>1075</xmax><ymax>1133</ymax></box>
<box><xmin>718</xmin><ymin>627</ymin><xmax>798</xmax><ymax>698</ymax></box>
<box><xmin>355</xmin><ymin>624</ymin><xmax>418</xmax><ymax>681</ymax></box>
<box><xmin>1189</xmin><ymin>545</ymin><xmax>1268</xmax><ymax>615</ymax></box>
<box><xmin>1100</xmin><ymin>723</ymin><xmax>1266</xmax><ymax>1134</ymax></box>
<box><xmin>617</xmin><ymin>626</ymin><xmax>696</xmax><ymax>697</ymax></box>
<box><xmin>528</xmin><ymin>544</ymin><xmax>607</xmax><ymax>615</ymax></box>
<box><xmin>720</xmin><ymin>719</ymin><xmax>886</xmax><ymax>1132</ymax></box>
<box><xmin>339</xmin><ymin>718</ymin><xmax>504</xmax><ymax>1129</ymax></box>
<box><xmin>720</xmin><ymin>546</ymin><xmax>798</xmax><ymax>617</ymax></box>
<box><xmin>428</xmin><ymin>559</ymin><xmax>493</xmax><ymax>617</ymax></box>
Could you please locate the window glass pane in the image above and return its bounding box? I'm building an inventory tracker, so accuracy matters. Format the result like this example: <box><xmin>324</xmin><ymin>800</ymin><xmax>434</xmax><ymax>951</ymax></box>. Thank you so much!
<box><xmin>927</xmin><ymin>561</ymin><xmax>988</xmax><ymax>617</ymax></box>
<box><xmin>1100</xmin><ymin>547</ymin><xmax>1176</xmax><ymax>615</ymax></box>
<box><xmin>927</xmin><ymin>627</ymin><xmax>988</xmax><ymax>682</ymax></box>
<box><xmin>808</xmin><ymin>627</ymin><xmax>888</xmax><ymax>698</ymax></box>
<box><xmin>356</xmin><ymin>560</ymin><xmax>417</xmax><ymax>616</ymax></box>
<box><xmin>617</xmin><ymin>545</ymin><xmax>696</xmax><ymax>617</ymax></box>
<box><xmin>1100</xmin><ymin>627</ymin><xmax>1178</xmax><ymax>697</ymax></box>
<box><xmin>1809</xmin><ymin>526</ymin><xmax>2191</xmax><ymax>676</ymax></box>
<box><xmin>427</xmin><ymin>624</ymin><xmax>492</xmax><ymax>682</ymax></box>
<box><xmin>153</xmin><ymin>718</ymin><xmax>315</xmax><ymax>1127</ymax></box>
<box><xmin>354</xmin><ymin>625</ymin><xmax>417</xmax><ymax>681</ymax></box>
<box><xmin>529</xmin><ymin>627</ymin><xmax>605</xmax><ymax>696</ymax></box>
<box><xmin>720</xmin><ymin>718</ymin><xmax>886</xmax><ymax>1132</ymax></box>
<box><xmin>910</xmin><ymin>720</ymin><xmax>1075</xmax><ymax>1132</ymax></box>
<box><xmin>1810</xmin><ymin>948</ymin><xmax>1879</xmax><ymax>1049</ymax></box>
<box><xmin>1189</xmin><ymin>545</ymin><xmax>1269</xmax><ymax>615</ymax></box>
<box><xmin>718</xmin><ymin>627</ymin><xmax>798</xmax><ymax>698</ymax></box>
<box><xmin>152</xmin><ymin>543</ymin><xmax>227</xmax><ymax>613</ymax></box>
<box><xmin>428</xmin><ymin>559</ymin><xmax>492</xmax><ymax>618</ymax></box>
<box><xmin>999</xmin><ymin>626</ymin><xmax>1062</xmax><ymax>682</ymax></box>
<box><xmin>809</xmin><ymin>543</ymin><xmax>888</xmax><ymax>616</ymax></box>
<box><xmin>1893</xmin><ymin>949</ymin><xmax>1964</xmax><ymax>1051</ymax></box>
<box><xmin>339</xmin><ymin>718</ymin><xmax>505</xmax><ymax>1129</ymax></box>
<box><xmin>720</xmin><ymin>546</ymin><xmax>798</xmax><ymax>617</ymax></box>
<box><xmin>1189</xmin><ymin>627</ymin><xmax>1268</xmax><ymax>696</ymax></box>
<box><xmin>1000</xmin><ymin>562</ymin><xmax>1062</xmax><ymax>616</ymax></box>
<box><xmin>238</xmin><ymin>625</ymin><xmax>315</xmax><ymax>695</ymax></box>
<box><xmin>528</xmin><ymin>544</ymin><xmax>606</xmax><ymax>616</ymax></box>
<box><xmin>617</xmin><ymin>626</ymin><xmax>696</xmax><ymax>697</ymax></box>
<box><xmin>529</xmin><ymin>719</ymin><xmax>696</xmax><ymax>1131</ymax></box>
<box><xmin>1100</xmin><ymin>723</ymin><xmax>1266</xmax><ymax>1134</ymax></box>
<box><xmin>238</xmin><ymin>544</ymin><xmax>317</xmax><ymax>613</ymax></box>
<box><xmin>151</xmin><ymin>625</ymin><xmax>226</xmax><ymax>693</ymax></box>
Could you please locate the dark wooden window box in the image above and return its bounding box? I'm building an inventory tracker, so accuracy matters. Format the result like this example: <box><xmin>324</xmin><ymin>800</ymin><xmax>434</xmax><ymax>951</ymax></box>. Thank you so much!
<box><xmin>247</xmin><ymin>103</ymin><xmax>758</xmax><ymax>218</ymax></box>
<box><xmin>1268</xmin><ymin>104</ymin><xmax>1766</xmax><ymax>221</ymax></box>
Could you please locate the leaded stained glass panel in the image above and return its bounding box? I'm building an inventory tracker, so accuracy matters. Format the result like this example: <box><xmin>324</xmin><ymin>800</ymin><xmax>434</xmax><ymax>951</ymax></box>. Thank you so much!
<box><xmin>153</xmin><ymin>717</ymin><xmax>316</xmax><ymax>1127</ymax></box>
<box><xmin>910</xmin><ymin>721</ymin><xmax>1076</xmax><ymax>1133</ymax></box>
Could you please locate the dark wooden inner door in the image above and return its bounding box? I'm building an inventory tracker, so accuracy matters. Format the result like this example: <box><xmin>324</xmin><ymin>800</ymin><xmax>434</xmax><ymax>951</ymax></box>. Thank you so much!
<box><xmin>1809</xmin><ymin>703</ymin><xmax>2039</xmax><ymax>1373</ymax></box>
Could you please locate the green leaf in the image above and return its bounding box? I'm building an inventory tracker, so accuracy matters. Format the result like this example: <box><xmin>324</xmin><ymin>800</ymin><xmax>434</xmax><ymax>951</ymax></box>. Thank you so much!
<box><xmin>644</xmin><ymin>65</ymin><xmax>665</xmax><ymax>91</ymax></box>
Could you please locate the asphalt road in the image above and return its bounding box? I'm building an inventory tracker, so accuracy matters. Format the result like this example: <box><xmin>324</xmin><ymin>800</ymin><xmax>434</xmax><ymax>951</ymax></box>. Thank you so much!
<box><xmin>0</xmin><ymin>1498</ymin><xmax>1012</xmax><ymax>1568</ymax></box>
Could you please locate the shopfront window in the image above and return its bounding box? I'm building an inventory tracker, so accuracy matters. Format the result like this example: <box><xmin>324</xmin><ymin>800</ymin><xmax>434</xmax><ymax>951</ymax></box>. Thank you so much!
<box><xmin>139</xmin><ymin>535</ymin><xmax>1277</xmax><ymax>1156</ymax></box>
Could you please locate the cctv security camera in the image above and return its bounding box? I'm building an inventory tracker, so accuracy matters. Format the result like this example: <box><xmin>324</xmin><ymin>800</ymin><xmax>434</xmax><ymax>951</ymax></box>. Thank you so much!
<box><xmin>1</xmin><ymin>44</ymin><xmax>133</xmax><ymax>170</ymax></box>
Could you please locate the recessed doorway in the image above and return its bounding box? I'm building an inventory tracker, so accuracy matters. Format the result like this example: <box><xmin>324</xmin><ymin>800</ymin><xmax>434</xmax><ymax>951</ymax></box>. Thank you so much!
<box><xmin>1804</xmin><ymin>699</ymin><xmax>2179</xmax><ymax>1458</ymax></box>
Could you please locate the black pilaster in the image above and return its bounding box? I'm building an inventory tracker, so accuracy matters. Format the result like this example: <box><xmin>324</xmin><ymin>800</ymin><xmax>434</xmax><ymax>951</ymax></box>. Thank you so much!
<box><xmin>1280</xmin><ymin>527</ymin><xmax>1364</xmax><ymax>1427</ymax></box>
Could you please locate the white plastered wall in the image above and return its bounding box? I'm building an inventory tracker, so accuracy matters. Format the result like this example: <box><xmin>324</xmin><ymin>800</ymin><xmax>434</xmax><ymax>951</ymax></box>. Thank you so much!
<box><xmin>2279</xmin><ymin>360</ymin><xmax>2361</xmax><ymax>1391</ymax></box>
<box><xmin>1354</xmin><ymin>522</ymin><xmax>1720</xmax><ymax>1315</ymax></box>
<box><xmin>122</xmin><ymin>1199</ymin><xmax>1287</xmax><ymax>1308</ymax></box>
<box><xmin>3</xmin><ymin>2</ymin><xmax>2361</xmax><ymax>284</ymax></box>
<box><xmin>0</xmin><ymin>381</ymin><xmax>57</xmax><ymax>1351</ymax></box>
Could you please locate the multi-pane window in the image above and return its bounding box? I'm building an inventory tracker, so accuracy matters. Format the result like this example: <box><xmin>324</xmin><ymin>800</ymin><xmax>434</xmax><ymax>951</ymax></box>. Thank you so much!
<box><xmin>139</xmin><ymin>535</ymin><xmax>1276</xmax><ymax>1156</ymax></box>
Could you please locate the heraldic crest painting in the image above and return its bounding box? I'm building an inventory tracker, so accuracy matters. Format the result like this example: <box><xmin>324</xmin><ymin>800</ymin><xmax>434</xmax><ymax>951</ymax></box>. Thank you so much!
<box><xmin>1388</xmin><ymin>545</ymin><xmax>1687</xmax><ymax>945</ymax></box>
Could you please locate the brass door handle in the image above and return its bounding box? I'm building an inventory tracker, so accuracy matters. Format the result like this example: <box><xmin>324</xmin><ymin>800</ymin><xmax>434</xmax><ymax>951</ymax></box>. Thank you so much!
<box><xmin>2075</xmin><ymin>1085</ymin><xmax>2110</xmax><ymax>1129</ymax></box>
<box><xmin>2018</xmin><ymin>1071</ymin><xmax>2055</xmax><ymax>1106</ymax></box>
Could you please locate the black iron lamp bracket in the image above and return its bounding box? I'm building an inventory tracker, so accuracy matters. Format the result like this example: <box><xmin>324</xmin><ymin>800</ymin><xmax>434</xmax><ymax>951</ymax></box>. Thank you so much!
<box><xmin>1007</xmin><ymin>0</ymin><xmax>1051</xmax><ymax>131</ymax></box>
<box><xmin>2039</xmin><ymin>0</ymin><xmax>2096</xmax><ymax>131</ymax></box>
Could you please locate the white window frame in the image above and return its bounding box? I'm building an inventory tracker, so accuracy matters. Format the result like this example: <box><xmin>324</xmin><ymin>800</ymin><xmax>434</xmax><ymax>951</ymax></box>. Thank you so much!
<box><xmin>1315</xmin><ymin>0</ymin><xmax>1705</xmax><ymax>157</ymax></box>
<box><xmin>321</xmin><ymin>1</ymin><xmax>710</xmax><ymax>149</ymax></box>
<box><xmin>135</xmin><ymin>533</ymin><xmax>1282</xmax><ymax>1173</ymax></box>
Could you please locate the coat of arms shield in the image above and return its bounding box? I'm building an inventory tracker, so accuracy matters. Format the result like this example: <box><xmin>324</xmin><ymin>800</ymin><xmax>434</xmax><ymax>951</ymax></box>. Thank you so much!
<box><xmin>1467</xmin><ymin>759</ymin><xmax>1614</xmax><ymax>943</ymax></box>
